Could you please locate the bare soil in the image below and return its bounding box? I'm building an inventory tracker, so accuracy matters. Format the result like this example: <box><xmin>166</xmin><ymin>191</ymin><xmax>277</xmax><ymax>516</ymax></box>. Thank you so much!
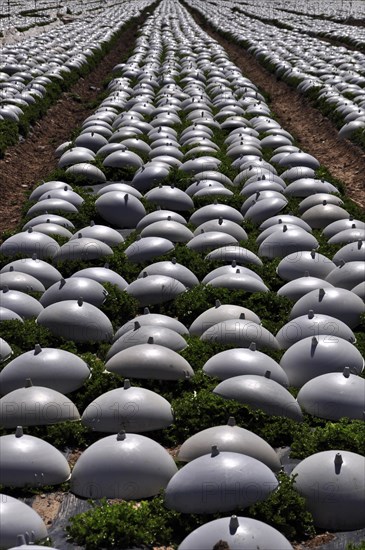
<box><xmin>294</xmin><ymin>533</ymin><xmax>336</xmax><ymax>548</ymax></box>
<box><xmin>32</xmin><ymin>492</ymin><xmax>64</xmax><ymax>527</ymax></box>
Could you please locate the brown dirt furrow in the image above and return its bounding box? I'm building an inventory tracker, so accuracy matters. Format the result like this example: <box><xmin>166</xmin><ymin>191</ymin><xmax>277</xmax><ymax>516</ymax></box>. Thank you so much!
<box><xmin>0</xmin><ymin>15</ymin><xmax>145</xmax><ymax>234</ymax></box>
<box><xmin>32</xmin><ymin>492</ymin><xmax>64</xmax><ymax>528</ymax></box>
<box><xmin>188</xmin><ymin>7</ymin><xmax>365</xmax><ymax>210</ymax></box>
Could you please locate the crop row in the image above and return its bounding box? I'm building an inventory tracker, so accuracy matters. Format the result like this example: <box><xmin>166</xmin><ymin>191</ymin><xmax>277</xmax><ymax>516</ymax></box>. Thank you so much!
<box><xmin>186</xmin><ymin>0</ymin><xmax>365</xmax><ymax>148</ymax></box>
<box><xmin>0</xmin><ymin>0</ymin><xmax>154</xmax><ymax>155</ymax></box>
<box><xmin>0</xmin><ymin>1</ymin><xmax>365</xmax><ymax>549</ymax></box>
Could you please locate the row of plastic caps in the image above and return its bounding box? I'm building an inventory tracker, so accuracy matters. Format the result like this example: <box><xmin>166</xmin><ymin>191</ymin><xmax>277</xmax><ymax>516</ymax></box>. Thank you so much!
<box><xmin>186</xmin><ymin>0</ymin><xmax>365</xmax><ymax>140</ymax></box>
<box><xmin>0</xmin><ymin>295</ymin><xmax>364</xmax><ymax>423</ymax></box>
<box><xmin>1</xmin><ymin>426</ymin><xmax>365</xmax><ymax>540</ymax></box>
<box><xmin>0</xmin><ymin>0</ymin><xmax>152</xmax><ymax>133</ymax></box>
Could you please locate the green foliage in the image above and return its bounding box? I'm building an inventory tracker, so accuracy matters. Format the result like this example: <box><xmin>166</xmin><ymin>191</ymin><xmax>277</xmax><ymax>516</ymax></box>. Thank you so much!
<box><xmin>347</xmin><ymin>543</ymin><xmax>365</xmax><ymax>550</ymax></box>
<box><xmin>100</xmin><ymin>283</ymin><xmax>139</xmax><ymax>330</ymax></box>
<box><xmin>246</xmin><ymin>472</ymin><xmax>316</xmax><ymax>540</ymax></box>
<box><xmin>23</xmin><ymin>421</ymin><xmax>90</xmax><ymax>450</ymax></box>
<box><xmin>290</xmin><ymin>418</ymin><xmax>365</xmax><ymax>459</ymax></box>
<box><xmin>70</xmin><ymin>352</ymin><xmax>122</xmax><ymax>413</ymax></box>
<box><xmin>160</xmin><ymin>244</ymin><xmax>221</xmax><ymax>281</ymax></box>
<box><xmin>0</xmin><ymin>318</ymin><xmax>111</xmax><ymax>361</ymax></box>
<box><xmin>67</xmin><ymin>496</ymin><xmax>176</xmax><ymax>549</ymax></box>
<box><xmin>164</xmin><ymin>387</ymin><xmax>299</xmax><ymax>448</ymax></box>
<box><xmin>166</xmin><ymin>284</ymin><xmax>292</xmax><ymax>334</ymax></box>
<box><xmin>0</xmin><ymin>320</ymin><xmax>65</xmax><ymax>360</ymax></box>
<box><xmin>0</xmin><ymin>120</ymin><xmax>19</xmax><ymax>157</ymax></box>
<box><xmin>67</xmin><ymin>474</ymin><xmax>316</xmax><ymax>549</ymax></box>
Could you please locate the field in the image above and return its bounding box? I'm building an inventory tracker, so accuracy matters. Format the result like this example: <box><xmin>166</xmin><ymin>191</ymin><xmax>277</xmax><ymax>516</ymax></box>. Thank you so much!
<box><xmin>0</xmin><ymin>1</ymin><xmax>365</xmax><ymax>549</ymax></box>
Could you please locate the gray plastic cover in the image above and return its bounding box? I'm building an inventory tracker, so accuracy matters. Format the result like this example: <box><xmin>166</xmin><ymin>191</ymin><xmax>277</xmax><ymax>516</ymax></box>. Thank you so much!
<box><xmin>0</xmin><ymin>288</ymin><xmax>43</xmax><ymax>319</ymax></box>
<box><xmin>276</xmin><ymin>250</ymin><xmax>337</xmax><ymax>281</ymax></box>
<box><xmin>126</xmin><ymin>274</ymin><xmax>186</xmax><ymax>306</ymax></box>
<box><xmin>0</xmin><ymin>272</ymin><xmax>45</xmax><ymax>293</ymax></box>
<box><xmin>26</xmin><ymin>198</ymin><xmax>78</xmax><ymax>217</ymax></box>
<box><xmin>278</xmin><ymin>151</ymin><xmax>320</xmax><ymax>169</ymax></box>
<box><xmin>190</xmin><ymin>204</ymin><xmax>243</xmax><ymax>226</ymax></box>
<box><xmin>194</xmin><ymin>219</ymin><xmax>248</xmax><ymax>241</ymax></box>
<box><xmin>325</xmin><ymin>261</ymin><xmax>365</xmax><ymax>290</ymax></box>
<box><xmin>141</xmin><ymin>220</ymin><xmax>194</xmax><ymax>243</ymax></box>
<box><xmin>29</xmin><ymin>222</ymin><xmax>73</xmax><ymax>240</ymax></box>
<box><xmin>187</xmin><ymin>231</ymin><xmax>238</xmax><ymax>252</ymax></box>
<box><xmin>70</xmin><ymin>224</ymin><xmax>124</xmax><ymax>247</ymax></box>
<box><xmin>23</xmin><ymin>214</ymin><xmax>75</xmax><ymax>231</ymax></box>
<box><xmin>165</xmin><ymin>447</ymin><xmax>278</xmax><ymax>513</ymax></box>
<box><xmin>301</xmin><ymin>203</ymin><xmax>349</xmax><ymax>229</ymax></box>
<box><xmin>138</xmin><ymin>260</ymin><xmax>199</xmax><ymax>288</ymax></box>
<box><xmin>144</xmin><ymin>186</ymin><xmax>194</xmax><ymax>211</ymax></box>
<box><xmin>201</xmin><ymin>319</ymin><xmax>279</xmax><ymax>350</ymax></box>
<box><xmin>280</xmin><ymin>335</ymin><xmax>364</xmax><ymax>387</ymax></box>
<box><xmin>0</xmin><ymin>427</ymin><xmax>70</xmax><ymax>487</ymax></box>
<box><xmin>37</xmin><ymin>188</ymin><xmax>84</xmax><ymax>207</ymax></box>
<box><xmin>0</xmin><ymin>338</ymin><xmax>12</xmax><ymax>363</ymax></box>
<box><xmin>284</xmin><ymin>179</ymin><xmax>338</xmax><ymax>198</ymax></box>
<box><xmin>39</xmin><ymin>277</ymin><xmax>108</xmax><ymax>308</ymax></box>
<box><xmin>97</xmin><ymin>183</ymin><xmax>143</xmax><ymax>199</ymax></box>
<box><xmin>0</xmin><ymin>493</ymin><xmax>48</xmax><ymax>549</ymax></box>
<box><xmin>0</xmin><ymin>257</ymin><xmax>63</xmax><ymax>289</ymax></box>
<box><xmin>214</xmin><ymin>375</ymin><xmax>303</xmax><ymax>420</ymax></box>
<box><xmin>289</xmin><ymin>287</ymin><xmax>365</xmax><ymax>328</ymax></box>
<box><xmin>292</xmin><ymin>451</ymin><xmax>365</xmax><ymax>530</ymax></box>
<box><xmin>207</xmin><ymin>271</ymin><xmax>269</xmax><ymax>292</ymax></box>
<box><xmin>244</xmin><ymin>197</ymin><xmax>288</xmax><ymax>225</ymax></box>
<box><xmin>70</xmin><ymin>432</ymin><xmax>178</xmax><ymax>499</ymax></box>
<box><xmin>322</xmin><ymin>218</ymin><xmax>365</xmax><ymax>239</ymax></box>
<box><xmin>136</xmin><ymin>210</ymin><xmax>187</xmax><ymax>231</ymax></box>
<box><xmin>0</xmin><ymin>230</ymin><xmax>60</xmax><ymax>260</ymax></box>
<box><xmin>0</xmin><ymin>345</ymin><xmax>90</xmax><ymax>395</ymax></box>
<box><xmin>66</xmin><ymin>162</ymin><xmax>106</xmax><ymax>183</ymax></box>
<box><xmin>125</xmin><ymin>237</ymin><xmax>174</xmax><ymax>263</ymax></box>
<box><xmin>277</xmin><ymin>275</ymin><xmax>334</xmax><ymax>301</ymax></box>
<box><xmin>0</xmin><ymin>383</ymin><xmax>80</xmax><ymax>427</ymax></box>
<box><xmin>259</xmin><ymin>215</ymin><xmax>312</xmax><ymax>232</ymax></box>
<box><xmin>114</xmin><ymin>311</ymin><xmax>188</xmax><ymax>339</ymax></box>
<box><xmin>29</xmin><ymin>180</ymin><xmax>73</xmax><ymax>202</ymax></box>
<box><xmin>202</xmin><ymin>265</ymin><xmax>263</xmax><ymax>285</ymax></box>
<box><xmin>53</xmin><ymin>237</ymin><xmax>113</xmax><ymax>262</ymax></box>
<box><xmin>0</xmin><ymin>307</ymin><xmax>24</xmax><ymax>323</ymax></box>
<box><xmin>95</xmin><ymin>192</ymin><xmax>146</xmax><ymax>228</ymax></box>
<box><xmin>332</xmin><ymin>240</ymin><xmax>365</xmax><ymax>264</ymax></box>
<box><xmin>37</xmin><ymin>299</ymin><xmax>113</xmax><ymax>342</ymax></box>
<box><xmin>297</xmin><ymin>369</ymin><xmax>365</xmax><ymax>421</ymax></box>
<box><xmin>328</xmin><ymin>227</ymin><xmax>365</xmax><ymax>245</ymax></box>
<box><xmin>105</xmin><ymin>343</ymin><xmax>194</xmax><ymax>380</ymax></box>
<box><xmin>276</xmin><ymin>311</ymin><xmax>356</xmax><ymax>349</ymax></box>
<box><xmin>259</xmin><ymin>226</ymin><xmax>319</xmax><ymax>259</ymax></box>
<box><xmin>81</xmin><ymin>380</ymin><xmax>173</xmax><ymax>432</ymax></box>
<box><xmin>298</xmin><ymin>193</ymin><xmax>343</xmax><ymax>214</ymax></box>
<box><xmin>178</xmin><ymin>417</ymin><xmax>281</xmax><ymax>471</ymax></box>
<box><xmin>106</xmin><ymin>323</ymin><xmax>187</xmax><ymax>360</ymax></box>
<box><xmin>178</xmin><ymin>515</ymin><xmax>293</xmax><ymax>550</ymax></box>
<box><xmin>351</xmin><ymin>281</ymin><xmax>365</xmax><ymax>300</ymax></box>
<box><xmin>205</xmin><ymin>246</ymin><xmax>263</xmax><ymax>266</ymax></box>
<box><xmin>256</xmin><ymin>223</ymin><xmax>311</xmax><ymax>246</ymax></box>
<box><xmin>71</xmin><ymin>266</ymin><xmax>128</xmax><ymax>291</ymax></box>
<box><xmin>203</xmin><ymin>344</ymin><xmax>289</xmax><ymax>386</ymax></box>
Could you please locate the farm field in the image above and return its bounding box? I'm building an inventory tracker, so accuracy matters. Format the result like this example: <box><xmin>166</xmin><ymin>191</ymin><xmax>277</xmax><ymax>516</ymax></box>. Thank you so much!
<box><xmin>0</xmin><ymin>1</ymin><xmax>365</xmax><ymax>549</ymax></box>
